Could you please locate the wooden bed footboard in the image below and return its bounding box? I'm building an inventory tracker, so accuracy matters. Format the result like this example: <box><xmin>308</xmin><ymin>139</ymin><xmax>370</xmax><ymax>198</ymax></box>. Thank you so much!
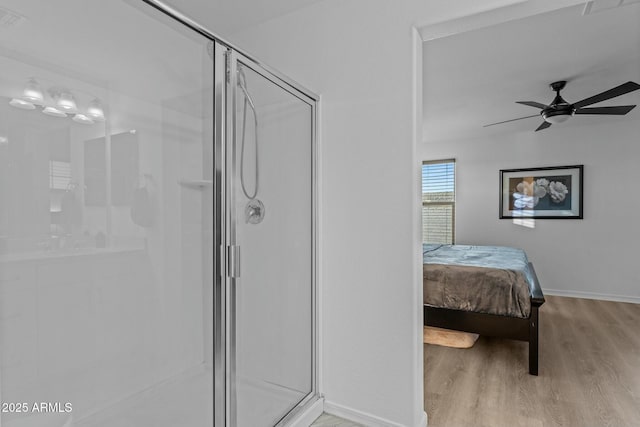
<box><xmin>424</xmin><ymin>262</ymin><xmax>545</xmax><ymax>376</ymax></box>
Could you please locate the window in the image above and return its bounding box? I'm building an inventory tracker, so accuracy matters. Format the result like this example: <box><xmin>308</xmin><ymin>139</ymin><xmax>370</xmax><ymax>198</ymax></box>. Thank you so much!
<box><xmin>49</xmin><ymin>160</ymin><xmax>71</xmax><ymax>190</ymax></box>
<box><xmin>422</xmin><ymin>159</ymin><xmax>455</xmax><ymax>244</ymax></box>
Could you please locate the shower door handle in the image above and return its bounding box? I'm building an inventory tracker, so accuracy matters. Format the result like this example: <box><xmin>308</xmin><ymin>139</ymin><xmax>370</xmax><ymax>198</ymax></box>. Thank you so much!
<box><xmin>227</xmin><ymin>245</ymin><xmax>240</xmax><ymax>278</ymax></box>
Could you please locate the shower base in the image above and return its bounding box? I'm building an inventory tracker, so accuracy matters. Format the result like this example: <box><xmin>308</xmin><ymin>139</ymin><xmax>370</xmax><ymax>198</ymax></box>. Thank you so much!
<box><xmin>236</xmin><ymin>376</ymin><xmax>309</xmax><ymax>426</ymax></box>
<box><xmin>29</xmin><ymin>367</ymin><xmax>308</xmax><ymax>427</ymax></box>
<box><xmin>75</xmin><ymin>367</ymin><xmax>213</xmax><ymax>427</ymax></box>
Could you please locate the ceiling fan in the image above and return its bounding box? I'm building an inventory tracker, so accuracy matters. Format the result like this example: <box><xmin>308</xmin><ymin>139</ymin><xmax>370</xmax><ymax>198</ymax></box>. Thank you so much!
<box><xmin>484</xmin><ymin>80</ymin><xmax>640</xmax><ymax>131</ymax></box>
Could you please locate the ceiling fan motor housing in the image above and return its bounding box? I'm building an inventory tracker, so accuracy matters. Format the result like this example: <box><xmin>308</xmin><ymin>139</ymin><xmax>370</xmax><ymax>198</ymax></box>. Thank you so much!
<box><xmin>541</xmin><ymin>103</ymin><xmax>575</xmax><ymax>122</ymax></box>
<box><xmin>542</xmin><ymin>81</ymin><xmax>575</xmax><ymax>123</ymax></box>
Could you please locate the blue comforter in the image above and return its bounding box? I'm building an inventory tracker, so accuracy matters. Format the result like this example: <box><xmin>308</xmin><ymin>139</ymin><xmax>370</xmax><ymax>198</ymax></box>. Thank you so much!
<box><xmin>423</xmin><ymin>244</ymin><xmax>534</xmax><ymax>318</ymax></box>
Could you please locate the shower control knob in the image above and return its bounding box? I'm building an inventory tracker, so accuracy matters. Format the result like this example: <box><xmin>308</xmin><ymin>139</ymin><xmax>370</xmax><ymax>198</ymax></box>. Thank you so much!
<box><xmin>245</xmin><ymin>199</ymin><xmax>265</xmax><ymax>224</ymax></box>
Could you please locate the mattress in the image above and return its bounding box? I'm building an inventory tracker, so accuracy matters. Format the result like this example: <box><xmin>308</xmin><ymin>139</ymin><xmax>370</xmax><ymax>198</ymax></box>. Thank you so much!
<box><xmin>423</xmin><ymin>244</ymin><xmax>534</xmax><ymax>318</ymax></box>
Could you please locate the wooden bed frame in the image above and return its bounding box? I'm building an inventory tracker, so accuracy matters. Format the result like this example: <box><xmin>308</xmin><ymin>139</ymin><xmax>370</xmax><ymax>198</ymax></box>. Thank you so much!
<box><xmin>424</xmin><ymin>262</ymin><xmax>545</xmax><ymax>375</ymax></box>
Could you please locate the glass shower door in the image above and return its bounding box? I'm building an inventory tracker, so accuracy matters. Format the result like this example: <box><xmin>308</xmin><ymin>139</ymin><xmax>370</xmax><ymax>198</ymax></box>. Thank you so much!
<box><xmin>0</xmin><ymin>2</ymin><xmax>214</xmax><ymax>427</ymax></box>
<box><xmin>226</xmin><ymin>53</ymin><xmax>317</xmax><ymax>426</ymax></box>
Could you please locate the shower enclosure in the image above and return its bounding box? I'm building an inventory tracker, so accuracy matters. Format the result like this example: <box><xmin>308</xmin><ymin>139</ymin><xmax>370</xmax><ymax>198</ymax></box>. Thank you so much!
<box><xmin>0</xmin><ymin>1</ymin><xmax>318</xmax><ymax>427</ymax></box>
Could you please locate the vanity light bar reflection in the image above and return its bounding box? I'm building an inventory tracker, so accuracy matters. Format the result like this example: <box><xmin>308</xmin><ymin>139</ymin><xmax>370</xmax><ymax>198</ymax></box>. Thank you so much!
<box><xmin>8</xmin><ymin>78</ymin><xmax>106</xmax><ymax>125</ymax></box>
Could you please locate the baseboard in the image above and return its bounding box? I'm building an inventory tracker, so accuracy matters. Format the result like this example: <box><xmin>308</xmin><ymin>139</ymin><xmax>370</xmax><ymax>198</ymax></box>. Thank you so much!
<box><xmin>286</xmin><ymin>397</ymin><xmax>324</xmax><ymax>427</ymax></box>
<box><xmin>544</xmin><ymin>288</ymin><xmax>640</xmax><ymax>304</ymax></box>
<box><xmin>421</xmin><ymin>410</ymin><xmax>428</xmax><ymax>427</ymax></box>
<box><xmin>324</xmin><ymin>401</ymin><xmax>427</xmax><ymax>427</ymax></box>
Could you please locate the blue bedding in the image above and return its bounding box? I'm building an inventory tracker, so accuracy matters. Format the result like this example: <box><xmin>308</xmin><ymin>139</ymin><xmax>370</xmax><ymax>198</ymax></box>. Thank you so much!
<box><xmin>423</xmin><ymin>244</ymin><xmax>534</xmax><ymax>318</ymax></box>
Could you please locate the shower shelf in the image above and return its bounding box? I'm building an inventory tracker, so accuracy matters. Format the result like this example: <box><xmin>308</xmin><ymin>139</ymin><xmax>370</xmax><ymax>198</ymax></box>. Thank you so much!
<box><xmin>178</xmin><ymin>180</ymin><xmax>213</xmax><ymax>189</ymax></box>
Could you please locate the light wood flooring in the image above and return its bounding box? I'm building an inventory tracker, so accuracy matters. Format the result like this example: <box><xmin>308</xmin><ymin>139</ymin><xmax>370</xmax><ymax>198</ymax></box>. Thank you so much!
<box><xmin>424</xmin><ymin>295</ymin><xmax>640</xmax><ymax>427</ymax></box>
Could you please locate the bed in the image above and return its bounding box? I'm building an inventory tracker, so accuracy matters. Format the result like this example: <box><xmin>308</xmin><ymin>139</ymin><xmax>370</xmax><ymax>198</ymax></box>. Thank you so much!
<box><xmin>423</xmin><ymin>244</ymin><xmax>545</xmax><ymax>375</ymax></box>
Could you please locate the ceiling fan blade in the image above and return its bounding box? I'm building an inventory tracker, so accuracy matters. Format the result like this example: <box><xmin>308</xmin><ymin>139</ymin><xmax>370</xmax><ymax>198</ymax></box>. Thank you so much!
<box><xmin>573</xmin><ymin>81</ymin><xmax>640</xmax><ymax>109</ymax></box>
<box><xmin>574</xmin><ymin>105</ymin><xmax>636</xmax><ymax>115</ymax></box>
<box><xmin>483</xmin><ymin>114</ymin><xmax>540</xmax><ymax>127</ymax></box>
<box><xmin>516</xmin><ymin>101</ymin><xmax>548</xmax><ymax>109</ymax></box>
<box><xmin>535</xmin><ymin>121</ymin><xmax>551</xmax><ymax>132</ymax></box>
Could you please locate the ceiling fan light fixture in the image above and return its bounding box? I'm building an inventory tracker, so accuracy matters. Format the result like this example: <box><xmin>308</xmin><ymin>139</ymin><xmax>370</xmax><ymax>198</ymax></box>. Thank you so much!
<box><xmin>543</xmin><ymin>110</ymin><xmax>573</xmax><ymax>124</ymax></box>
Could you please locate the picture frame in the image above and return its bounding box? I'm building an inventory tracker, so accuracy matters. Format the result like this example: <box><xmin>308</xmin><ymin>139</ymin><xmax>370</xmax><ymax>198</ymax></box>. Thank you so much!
<box><xmin>499</xmin><ymin>165</ymin><xmax>583</xmax><ymax>219</ymax></box>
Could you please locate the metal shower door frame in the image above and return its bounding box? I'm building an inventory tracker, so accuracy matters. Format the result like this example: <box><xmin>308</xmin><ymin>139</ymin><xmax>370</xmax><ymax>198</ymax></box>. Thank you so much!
<box><xmin>214</xmin><ymin>40</ymin><xmax>228</xmax><ymax>427</ymax></box>
<box><xmin>138</xmin><ymin>2</ymin><xmax>319</xmax><ymax>425</ymax></box>
<box><xmin>225</xmin><ymin>49</ymin><xmax>320</xmax><ymax>427</ymax></box>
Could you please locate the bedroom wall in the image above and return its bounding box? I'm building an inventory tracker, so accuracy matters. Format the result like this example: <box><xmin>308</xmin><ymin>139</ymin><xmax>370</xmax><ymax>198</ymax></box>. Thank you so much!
<box><xmin>420</xmin><ymin>115</ymin><xmax>640</xmax><ymax>303</ymax></box>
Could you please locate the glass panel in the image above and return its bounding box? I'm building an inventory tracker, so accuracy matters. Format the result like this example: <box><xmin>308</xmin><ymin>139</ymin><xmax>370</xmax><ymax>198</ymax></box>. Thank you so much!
<box><xmin>232</xmin><ymin>60</ymin><xmax>313</xmax><ymax>426</ymax></box>
<box><xmin>0</xmin><ymin>2</ymin><xmax>213</xmax><ymax>426</ymax></box>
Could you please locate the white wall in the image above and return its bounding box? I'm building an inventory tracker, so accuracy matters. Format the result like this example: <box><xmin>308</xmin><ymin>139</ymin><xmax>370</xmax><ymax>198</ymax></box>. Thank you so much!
<box><xmin>420</xmin><ymin>116</ymin><xmax>640</xmax><ymax>303</ymax></box>
<box><xmin>163</xmin><ymin>0</ymin><xmax>533</xmax><ymax>425</ymax></box>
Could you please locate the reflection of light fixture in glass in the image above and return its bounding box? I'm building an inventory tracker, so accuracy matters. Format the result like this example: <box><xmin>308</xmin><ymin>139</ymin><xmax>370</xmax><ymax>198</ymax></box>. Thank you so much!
<box><xmin>86</xmin><ymin>98</ymin><xmax>105</xmax><ymax>121</ymax></box>
<box><xmin>72</xmin><ymin>113</ymin><xmax>94</xmax><ymax>124</ymax></box>
<box><xmin>13</xmin><ymin>80</ymin><xmax>104</xmax><ymax>125</ymax></box>
<box><xmin>56</xmin><ymin>91</ymin><xmax>78</xmax><ymax>113</ymax></box>
<box><xmin>9</xmin><ymin>98</ymin><xmax>35</xmax><ymax>110</ymax></box>
<box><xmin>0</xmin><ymin>136</ymin><xmax>8</xmax><ymax>145</ymax></box>
<box><xmin>23</xmin><ymin>78</ymin><xmax>44</xmax><ymax>103</ymax></box>
<box><xmin>42</xmin><ymin>106</ymin><xmax>67</xmax><ymax>118</ymax></box>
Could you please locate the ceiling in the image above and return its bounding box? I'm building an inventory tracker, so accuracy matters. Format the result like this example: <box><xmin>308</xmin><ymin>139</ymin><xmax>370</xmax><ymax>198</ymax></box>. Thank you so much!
<box><xmin>164</xmin><ymin>0</ymin><xmax>328</xmax><ymax>38</ymax></box>
<box><xmin>422</xmin><ymin>2</ymin><xmax>640</xmax><ymax>142</ymax></box>
<box><xmin>3</xmin><ymin>0</ymin><xmax>638</xmax><ymax>140</ymax></box>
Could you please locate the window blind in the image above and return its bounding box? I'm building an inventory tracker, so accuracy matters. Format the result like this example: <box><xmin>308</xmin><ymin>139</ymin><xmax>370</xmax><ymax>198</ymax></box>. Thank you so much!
<box><xmin>422</xmin><ymin>159</ymin><xmax>455</xmax><ymax>244</ymax></box>
<box><xmin>50</xmin><ymin>160</ymin><xmax>71</xmax><ymax>190</ymax></box>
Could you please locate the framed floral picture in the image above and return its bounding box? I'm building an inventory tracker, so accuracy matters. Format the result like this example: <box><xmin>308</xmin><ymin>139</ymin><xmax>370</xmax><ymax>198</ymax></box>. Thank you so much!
<box><xmin>499</xmin><ymin>165</ymin><xmax>583</xmax><ymax>219</ymax></box>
